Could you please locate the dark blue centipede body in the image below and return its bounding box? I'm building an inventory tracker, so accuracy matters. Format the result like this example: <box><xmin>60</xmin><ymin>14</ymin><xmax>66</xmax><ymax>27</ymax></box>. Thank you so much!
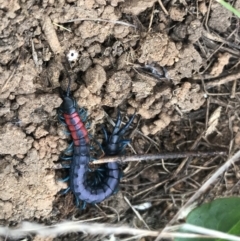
<box><xmin>60</xmin><ymin>93</ymin><xmax>135</xmax><ymax>205</ymax></box>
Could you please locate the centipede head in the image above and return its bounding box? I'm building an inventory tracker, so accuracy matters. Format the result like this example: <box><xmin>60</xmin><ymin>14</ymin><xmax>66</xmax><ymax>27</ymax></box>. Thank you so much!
<box><xmin>60</xmin><ymin>96</ymin><xmax>76</xmax><ymax>114</ymax></box>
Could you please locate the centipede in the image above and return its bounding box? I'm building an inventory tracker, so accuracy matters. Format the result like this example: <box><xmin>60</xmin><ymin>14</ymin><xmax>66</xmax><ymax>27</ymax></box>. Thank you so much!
<box><xmin>58</xmin><ymin>64</ymin><xmax>135</xmax><ymax>205</ymax></box>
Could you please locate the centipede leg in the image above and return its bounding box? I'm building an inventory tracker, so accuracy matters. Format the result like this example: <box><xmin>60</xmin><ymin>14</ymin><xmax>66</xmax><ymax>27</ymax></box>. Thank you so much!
<box><xmin>61</xmin><ymin>186</ymin><xmax>71</xmax><ymax>194</ymax></box>
<box><xmin>102</xmin><ymin>126</ymin><xmax>108</xmax><ymax>141</ymax></box>
<box><xmin>78</xmin><ymin>107</ymin><xmax>88</xmax><ymax>122</ymax></box>
<box><xmin>90</xmin><ymin>138</ymin><xmax>105</xmax><ymax>157</ymax></box>
<box><xmin>61</xmin><ymin>164</ymin><xmax>71</xmax><ymax>168</ymax></box>
<box><xmin>75</xmin><ymin>195</ymin><xmax>80</xmax><ymax>207</ymax></box>
<box><xmin>112</xmin><ymin>110</ymin><xmax>122</xmax><ymax>135</ymax></box>
<box><xmin>63</xmin><ymin>142</ymin><xmax>74</xmax><ymax>154</ymax></box>
<box><xmin>118</xmin><ymin>140</ymin><xmax>131</xmax><ymax>153</ymax></box>
<box><xmin>82</xmin><ymin>201</ymin><xmax>86</xmax><ymax>209</ymax></box>
<box><xmin>118</xmin><ymin>113</ymin><xmax>136</xmax><ymax>136</ymax></box>
<box><xmin>58</xmin><ymin>176</ymin><xmax>70</xmax><ymax>182</ymax></box>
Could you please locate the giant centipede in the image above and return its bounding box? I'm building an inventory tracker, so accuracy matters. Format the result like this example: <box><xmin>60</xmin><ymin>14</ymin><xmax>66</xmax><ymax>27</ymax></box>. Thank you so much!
<box><xmin>58</xmin><ymin>65</ymin><xmax>135</xmax><ymax>205</ymax></box>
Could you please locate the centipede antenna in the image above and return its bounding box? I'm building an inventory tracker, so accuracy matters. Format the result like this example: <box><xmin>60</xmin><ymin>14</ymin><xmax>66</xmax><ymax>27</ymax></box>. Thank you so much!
<box><xmin>63</xmin><ymin>63</ymin><xmax>72</xmax><ymax>97</ymax></box>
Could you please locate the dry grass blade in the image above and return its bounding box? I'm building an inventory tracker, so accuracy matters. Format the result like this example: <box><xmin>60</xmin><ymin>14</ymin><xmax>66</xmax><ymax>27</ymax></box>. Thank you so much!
<box><xmin>205</xmin><ymin>106</ymin><xmax>222</xmax><ymax>136</ymax></box>
<box><xmin>157</xmin><ymin>0</ymin><xmax>169</xmax><ymax>15</ymax></box>
<box><xmin>124</xmin><ymin>196</ymin><xmax>150</xmax><ymax>230</ymax></box>
<box><xmin>0</xmin><ymin>222</ymin><xmax>158</xmax><ymax>239</ymax></box>
<box><xmin>62</xmin><ymin>18</ymin><xmax>136</xmax><ymax>28</ymax></box>
<box><xmin>2</xmin><ymin>222</ymin><xmax>240</xmax><ymax>241</ymax></box>
<box><xmin>167</xmin><ymin>224</ymin><xmax>240</xmax><ymax>241</ymax></box>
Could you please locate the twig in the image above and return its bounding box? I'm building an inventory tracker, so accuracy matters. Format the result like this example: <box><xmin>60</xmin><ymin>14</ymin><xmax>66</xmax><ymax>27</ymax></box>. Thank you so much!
<box><xmin>202</xmin><ymin>29</ymin><xmax>238</xmax><ymax>62</ymax></box>
<box><xmin>148</xmin><ymin>4</ymin><xmax>155</xmax><ymax>32</ymax></box>
<box><xmin>124</xmin><ymin>196</ymin><xmax>150</xmax><ymax>230</ymax></box>
<box><xmin>91</xmin><ymin>151</ymin><xmax>226</xmax><ymax>165</ymax></box>
<box><xmin>53</xmin><ymin>22</ymin><xmax>72</xmax><ymax>32</ymax></box>
<box><xmin>205</xmin><ymin>71</ymin><xmax>240</xmax><ymax>88</ymax></box>
<box><xmin>157</xmin><ymin>0</ymin><xmax>169</xmax><ymax>15</ymax></box>
<box><xmin>192</xmin><ymin>71</ymin><xmax>240</xmax><ymax>88</ymax></box>
<box><xmin>202</xmin><ymin>29</ymin><xmax>239</xmax><ymax>49</ymax></box>
<box><xmin>204</xmin><ymin>0</ymin><xmax>212</xmax><ymax>32</ymax></box>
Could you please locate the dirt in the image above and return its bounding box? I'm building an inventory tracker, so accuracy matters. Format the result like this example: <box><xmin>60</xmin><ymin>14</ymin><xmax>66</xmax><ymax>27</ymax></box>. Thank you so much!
<box><xmin>1</xmin><ymin>0</ymin><xmax>240</xmax><ymax>239</ymax></box>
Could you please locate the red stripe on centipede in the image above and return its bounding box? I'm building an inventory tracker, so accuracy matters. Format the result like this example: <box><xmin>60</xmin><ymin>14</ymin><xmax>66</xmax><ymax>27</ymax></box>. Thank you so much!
<box><xmin>64</xmin><ymin>113</ymin><xmax>89</xmax><ymax>144</ymax></box>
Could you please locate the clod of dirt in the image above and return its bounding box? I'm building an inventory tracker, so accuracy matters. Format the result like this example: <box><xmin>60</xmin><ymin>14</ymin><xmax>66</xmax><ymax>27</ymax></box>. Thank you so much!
<box><xmin>73</xmin><ymin>84</ymin><xmax>105</xmax><ymax>124</ymax></box>
<box><xmin>42</xmin><ymin>15</ymin><xmax>62</xmax><ymax>54</ymax></box>
<box><xmin>52</xmin><ymin>6</ymin><xmax>98</xmax><ymax>24</ymax></box>
<box><xmin>84</xmin><ymin>64</ymin><xmax>107</xmax><ymax>94</ymax></box>
<box><xmin>131</xmin><ymin>81</ymin><xmax>198</xmax><ymax>135</ymax></box>
<box><xmin>107</xmin><ymin>191</ymin><xmax>129</xmax><ymax>213</ymax></box>
<box><xmin>113</xmin><ymin>25</ymin><xmax>130</xmax><ymax>39</ymax></box>
<box><xmin>171</xmin><ymin>82</ymin><xmax>205</xmax><ymax>112</ymax></box>
<box><xmin>0</xmin><ymin>106</ymin><xmax>10</xmax><ymax>116</ymax></box>
<box><xmin>116</xmin><ymin>52</ymin><xmax>128</xmax><ymax>70</ymax></box>
<box><xmin>167</xmin><ymin>45</ymin><xmax>202</xmax><ymax>84</ymax></box>
<box><xmin>37</xmin><ymin>135</ymin><xmax>62</xmax><ymax>160</ymax></box>
<box><xmin>171</xmin><ymin>24</ymin><xmax>187</xmax><ymax>41</ymax></box>
<box><xmin>209</xmin><ymin>2</ymin><xmax>232</xmax><ymax>33</ymax></box>
<box><xmin>0</xmin><ymin>124</ymin><xmax>33</xmax><ymax>155</ymax></box>
<box><xmin>102</xmin><ymin>71</ymin><xmax>132</xmax><ymax>107</ymax></box>
<box><xmin>77</xmin><ymin>56</ymin><xmax>93</xmax><ymax>72</ymax></box>
<box><xmin>46</xmin><ymin>59</ymin><xmax>63</xmax><ymax>88</ymax></box>
<box><xmin>129</xmin><ymin>85</ymin><xmax>172</xmax><ymax>119</ymax></box>
<box><xmin>17</xmin><ymin>94</ymin><xmax>62</xmax><ymax>124</ymax></box>
<box><xmin>101</xmin><ymin>5</ymin><xmax>121</xmax><ymax>20</ymax></box>
<box><xmin>26</xmin><ymin>124</ymin><xmax>37</xmax><ymax>134</ymax></box>
<box><xmin>199</xmin><ymin>1</ymin><xmax>208</xmax><ymax>15</ymax></box>
<box><xmin>141</xmin><ymin>112</ymin><xmax>172</xmax><ymax>135</ymax></box>
<box><xmin>76</xmin><ymin>21</ymin><xmax>110</xmax><ymax>46</ymax></box>
<box><xmin>187</xmin><ymin>19</ymin><xmax>203</xmax><ymax>43</ymax></box>
<box><xmin>210</xmin><ymin>52</ymin><xmax>231</xmax><ymax>76</ymax></box>
<box><xmin>169</xmin><ymin>6</ymin><xmax>187</xmax><ymax>21</ymax></box>
<box><xmin>74</xmin><ymin>85</ymin><xmax>102</xmax><ymax>109</ymax></box>
<box><xmin>234</xmin><ymin>132</ymin><xmax>240</xmax><ymax>150</ymax></box>
<box><xmin>0</xmin><ymin>99</ymin><xmax>11</xmax><ymax>117</ymax></box>
<box><xmin>110</xmin><ymin>0</ymin><xmax>124</xmax><ymax>7</ymax></box>
<box><xmin>87</xmin><ymin>43</ymin><xmax>102</xmax><ymax>58</ymax></box>
<box><xmin>141</xmin><ymin>167</ymin><xmax>160</xmax><ymax>183</ymax></box>
<box><xmin>95</xmin><ymin>0</ymin><xmax>106</xmax><ymax>5</ymax></box>
<box><xmin>132</xmin><ymin>73</ymin><xmax>157</xmax><ymax>100</ymax></box>
<box><xmin>0</xmin><ymin>0</ymin><xmax>20</xmax><ymax>12</ymax></box>
<box><xmin>121</xmin><ymin>0</ymin><xmax>157</xmax><ymax>15</ymax></box>
<box><xmin>0</xmin><ymin>36</ymin><xmax>24</xmax><ymax>66</ymax></box>
<box><xmin>1</xmin><ymin>61</ymin><xmax>38</xmax><ymax>99</ymax></box>
<box><xmin>0</xmin><ymin>147</ymin><xmax>63</xmax><ymax>221</ymax></box>
<box><xmin>34</xmin><ymin>125</ymin><xmax>49</xmax><ymax>139</ymax></box>
<box><xmin>112</xmin><ymin>41</ymin><xmax>124</xmax><ymax>57</ymax></box>
<box><xmin>93</xmin><ymin>56</ymin><xmax>112</xmax><ymax>67</ymax></box>
<box><xmin>138</xmin><ymin>33</ymin><xmax>179</xmax><ymax>67</ymax></box>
